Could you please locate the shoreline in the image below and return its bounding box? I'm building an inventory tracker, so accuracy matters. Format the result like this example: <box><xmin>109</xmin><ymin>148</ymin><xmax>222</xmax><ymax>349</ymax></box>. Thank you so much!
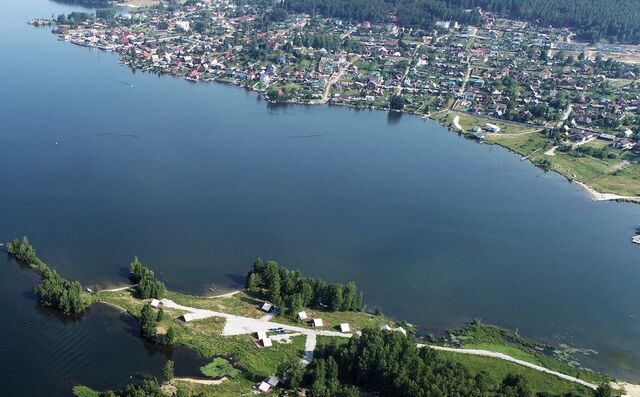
<box><xmin>48</xmin><ymin>24</ymin><xmax>640</xmax><ymax>205</ymax></box>
<box><xmin>97</xmin><ymin>287</ymin><xmax>640</xmax><ymax>395</ymax></box>
<box><xmin>573</xmin><ymin>180</ymin><xmax>640</xmax><ymax>203</ymax></box>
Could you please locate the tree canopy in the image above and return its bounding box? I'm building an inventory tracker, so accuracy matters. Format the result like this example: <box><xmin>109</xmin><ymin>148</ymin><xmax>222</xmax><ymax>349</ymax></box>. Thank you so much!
<box><xmin>284</xmin><ymin>0</ymin><xmax>640</xmax><ymax>43</ymax></box>
<box><xmin>246</xmin><ymin>259</ymin><xmax>364</xmax><ymax>316</ymax></box>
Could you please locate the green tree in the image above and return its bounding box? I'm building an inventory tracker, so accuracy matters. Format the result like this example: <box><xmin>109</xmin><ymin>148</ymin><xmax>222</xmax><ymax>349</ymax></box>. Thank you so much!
<box><xmin>389</xmin><ymin>94</ymin><xmax>405</xmax><ymax>111</ymax></box>
<box><xmin>163</xmin><ymin>360</ymin><xmax>175</xmax><ymax>381</ymax></box>
<box><xmin>129</xmin><ymin>256</ymin><xmax>144</xmax><ymax>283</ymax></box>
<box><xmin>278</xmin><ymin>359</ymin><xmax>304</xmax><ymax>390</ymax></box>
<box><xmin>594</xmin><ymin>384</ymin><xmax>612</xmax><ymax>397</ymax></box>
<box><xmin>327</xmin><ymin>284</ymin><xmax>343</xmax><ymax>311</ymax></box>
<box><xmin>139</xmin><ymin>304</ymin><xmax>157</xmax><ymax>339</ymax></box>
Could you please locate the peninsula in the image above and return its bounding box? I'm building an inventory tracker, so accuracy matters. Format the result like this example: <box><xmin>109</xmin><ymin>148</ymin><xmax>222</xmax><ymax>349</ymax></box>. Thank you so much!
<box><xmin>5</xmin><ymin>237</ymin><xmax>638</xmax><ymax>396</ymax></box>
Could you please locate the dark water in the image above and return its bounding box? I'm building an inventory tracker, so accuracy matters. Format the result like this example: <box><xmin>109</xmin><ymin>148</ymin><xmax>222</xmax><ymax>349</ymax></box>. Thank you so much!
<box><xmin>1</xmin><ymin>0</ymin><xmax>640</xmax><ymax>393</ymax></box>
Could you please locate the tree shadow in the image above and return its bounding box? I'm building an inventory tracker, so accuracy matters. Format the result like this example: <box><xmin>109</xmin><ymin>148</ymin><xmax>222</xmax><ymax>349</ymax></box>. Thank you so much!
<box><xmin>223</xmin><ymin>273</ymin><xmax>245</xmax><ymax>287</ymax></box>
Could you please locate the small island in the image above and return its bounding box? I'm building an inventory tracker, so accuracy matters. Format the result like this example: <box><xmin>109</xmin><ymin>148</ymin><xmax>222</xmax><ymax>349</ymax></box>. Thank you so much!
<box><xmin>5</xmin><ymin>237</ymin><xmax>635</xmax><ymax>397</ymax></box>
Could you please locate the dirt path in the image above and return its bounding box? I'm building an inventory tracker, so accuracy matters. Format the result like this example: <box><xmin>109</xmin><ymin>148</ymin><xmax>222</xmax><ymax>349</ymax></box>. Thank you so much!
<box><xmin>320</xmin><ymin>55</ymin><xmax>359</xmax><ymax>103</ymax></box>
<box><xmin>152</xmin><ymin>297</ymin><xmax>640</xmax><ymax>394</ymax></box>
<box><xmin>101</xmin><ymin>284</ymin><xmax>136</xmax><ymax>292</ymax></box>
<box><xmin>205</xmin><ymin>290</ymin><xmax>240</xmax><ymax>299</ymax></box>
<box><xmin>453</xmin><ymin>115</ymin><xmax>463</xmax><ymax>131</ymax></box>
<box><xmin>160</xmin><ymin>298</ymin><xmax>350</xmax><ymax>338</ymax></box>
<box><xmin>172</xmin><ymin>377</ymin><xmax>227</xmax><ymax>385</ymax></box>
<box><xmin>423</xmin><ymin>345</ymin><xmax>598</xmax><ymax>390</ymax></box>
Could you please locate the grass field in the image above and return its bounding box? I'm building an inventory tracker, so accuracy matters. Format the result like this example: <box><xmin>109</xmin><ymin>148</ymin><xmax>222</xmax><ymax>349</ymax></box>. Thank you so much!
<box><xmin>91</xmin><ymin>289</ymin><xmax>613</xmax><ymax>396</ymax></box>
<box><xmin>442</xmin><ymin>352</ymin><xmax>595</xmax><ymax>396</ymax></box>
<box><xmin>430</xmin><ymin>110</ymin><xmax>640</xmax><ymax>197</ymax></box>
<box><xmin>447</xmin><ymin>321</ymin><xmax>609</xmax><ymax>385</ymax></box>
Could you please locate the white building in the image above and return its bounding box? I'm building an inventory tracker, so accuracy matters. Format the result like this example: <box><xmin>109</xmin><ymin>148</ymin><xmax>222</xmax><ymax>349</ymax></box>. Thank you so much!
<box><xmin>339</xmin><ymin>323</ymin><xmax>351</xmax><ymax>333</ymax></box>
<box><xmin>484</xmin><ymin>123</ymin><xmax>501</xmax><ymax>133</ymax></box>
<box><xmin>312</xmin><ymin>318</ymin><xmax>324</xmax><ymax>327</ymax></box>
<box><xmin>175</xmin><ymin>20</ymin><xmax>190</xmax><ymax>32</ymax></box>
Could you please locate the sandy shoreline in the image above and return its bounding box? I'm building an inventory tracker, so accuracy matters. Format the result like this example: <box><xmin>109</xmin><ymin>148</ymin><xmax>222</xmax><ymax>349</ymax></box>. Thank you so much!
<box><xmin>573</xmin><ymin>181</ymin><xmax>640</xmax><ymax>203</ymax></box>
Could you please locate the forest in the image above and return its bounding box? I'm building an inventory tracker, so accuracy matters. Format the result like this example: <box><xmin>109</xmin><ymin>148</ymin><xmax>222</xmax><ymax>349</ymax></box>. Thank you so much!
<box><xmin>6</xmin><ymin>237</ymin><xmax>89</xmax><ymax>314</ymax></box>
<box><xmin>129</xmin><ymin>256</ymin><xmax>167</xmax><ymax>299</ymax></box>
<box><xmin>278</xmin><ymin>328</ymin><xmax>611</xmax><ymax>397</ymax></box>
<box><xmin>282</xmin><ymin>0</ymin><xmax>640</xmax><ymax>43</ymax></box>
<box><xmin>246</xmin><ymin>259</ymin><xmax>364</xmax><ymax>316</ymax></box>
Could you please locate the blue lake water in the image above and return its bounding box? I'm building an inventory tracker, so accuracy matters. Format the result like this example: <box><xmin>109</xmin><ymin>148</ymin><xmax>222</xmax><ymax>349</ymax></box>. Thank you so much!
<box><xmin>1</xmin><ymin>0</ymin><xmax>640</xmax><ymax>393</ymax></box>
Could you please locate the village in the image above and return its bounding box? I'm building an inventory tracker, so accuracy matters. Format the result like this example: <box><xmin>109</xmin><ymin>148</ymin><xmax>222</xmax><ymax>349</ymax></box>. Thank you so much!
<box><xmin>34</xmin><ymin>0</ymin><xmax>640</xmax><ymax>197</ymax></box>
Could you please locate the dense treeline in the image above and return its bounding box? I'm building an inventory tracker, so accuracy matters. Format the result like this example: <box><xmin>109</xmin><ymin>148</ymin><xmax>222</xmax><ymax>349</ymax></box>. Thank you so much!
<box><xmin>138</xmin><ymin>303</ymin><xmax>175</xmax><ymax>345</ymax></box>
<box><xmin>129</xmin><ymin>256</ymin><xmax>166</xmax><ymax>299</ymax></box>
<box><xmin>246</xmin><ymin>259</ymin><xmax>363</xmax><ymax>315</ymax></box>
<box><xmin>285</xmin><ymin>327</ymin><xmax>604</xmax><ymax>397</ymax></box>
<box><xmin>75</xmin><ymin>379</ymin><xmax>165</xmax><ymax>397</ymax></box>
<box><xmin>6</xmin><ymin>237</ymin><xmax>89</xmax><ymax>314</ymax></box>
<box><xmin>283</xmin><ymin>0</ymin><xmax>640</xmax><ymax>43</ymax></box>
<box><xmin>284</xmin><ymin>0</ymin><xmax>388</xmax><ymax>24</ymax></box>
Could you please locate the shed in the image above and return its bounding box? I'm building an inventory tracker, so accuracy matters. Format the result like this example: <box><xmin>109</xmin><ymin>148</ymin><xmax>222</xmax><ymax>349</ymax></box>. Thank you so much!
<box><xmin>260</xmin><ymin>302</ymin><xmax>273</xmax><ymax>312</ymax></box>
<box><xmin>339</xmin><ymin>323</ymin><xmax>351</xmax><ymax>333</ymax></box>
<box><xmin>150</xmin><ymin>299</ymin><xmax>160</xmax><ymax>308</ymax></box>
<box><xmin>262</xmin><ymin>338</ymin><xmax>273</xmax><ymax>348</ymax></box>
<box><xmin>312</xmin><ymin>318</ymin><xmax>324</xmax><ymax>327</ymax></box>
<box><xmin>484</xmin><ymin>123</ymin><xmax>501</xmax><ymax>133</ymax></box>
<box><xmin>256</xmin><ymin>331</ymin><xmax>268</xmax><ymax>341</ymax></box>
<box><xmin>267</xmin><ymin>376</ymin><xmax>280</xmax><ymax>387</ymax></box>
<box><xmin>297</xmin><ymin>311</ymin><xmax>308</xmax><ymax>320</ymax></box>
<box><xmin>258</xmin><ymin>381</ymin><xmax>271</xmax><ymax>392</ymax></box>
<box><xmin>180</xmin><ymin>313</ymin><xmax>194</xmax><ymax>323</ymax></box>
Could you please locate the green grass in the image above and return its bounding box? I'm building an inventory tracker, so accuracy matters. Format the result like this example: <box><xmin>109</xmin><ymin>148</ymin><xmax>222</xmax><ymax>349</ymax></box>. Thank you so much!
<box><xmin>445</xmin><ymin>111</ymin><xmax>540</xmax><ymax>135</ymax></box>
<box><xmin>482</xmin><ymin>123</ymin><xmax>640</xmax><ymax>196</ymax></box>
<box><xmin>163</xmin><ymin>291</ymin><xmax>264</xmax><ymax>318</ymax></box>
<box><xmin>95</xmin><ymin>289</ymin><xmax>304</xmax><ymax>381</ymax></box>
<box><xmin>271</xmin><ymin>307</ymin><xmax>392</xmax><ymax>333</ymax></box>
<box><xmin>72</xmin><ymin>386</ymin><xmax>100</xmax><ymax>397</ymax></box>
<box><xmin>442</xmin><ymin>352</ymin><xmax>594</xmax><ymax>396</ymax></box>
<box><xmin>200</xmin><ymin>358</ymin><xmax>241</xmax><ymax>379</ymax></box>
<box><xmin>447</xmin><ymin>322</ymin><xmax>609</xmax><ymax>385</ymax></box>
<box><xmin>463</xmin><ymin>342</ymin><xmax>541</xmax><ymax>364</ymax></box>
<box><xmin>173</xmin><ymin>378</ymin><xmax>255</xmax><ymax>397</ymax></box>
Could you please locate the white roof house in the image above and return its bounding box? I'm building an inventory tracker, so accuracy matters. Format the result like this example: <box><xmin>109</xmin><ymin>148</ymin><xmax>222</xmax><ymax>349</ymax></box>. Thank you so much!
<box><xmin>258</xmin><ymin>381</ymin><xmax>271</xmax><ymax>392</ymax></box>
<box><xmin>262</xmin><ymin>338</ymin><xmax>273</xmax><ymax>348</ymax></box>
<box><xmin>175</xmin><ymin>20</ymin><xmax>190</xmax><ymax>32</ymax></box>
<box><xmin>180</xmin><ymin>311</ymin><xmax>210</xmax><ymax>323</ymax></box>
<box><xmin>297</xmin><ymin>311</ymin><xmax>308</xmax><ymax>320</ymax></box>
<box><xmin>267</xmin><ymin>376</ymin><xmax>280</xmax><ymax>387</ymax></box>
<box><xmin>312</xmin><ymin>318</ymin><xmax>324</xmax><ymax>327</ymax></box>
<box><xmin>260</xmin><ymin>302</ymin><xmax>273</xmax><ymax>312</ymax></box>
<box><xmin>394</xmin><ymin>326</ymin><xmax>407</xmax><ymax>336</ymax></box>
<box><xmin>150</xmin><ymin>299</ymin><xmax>160</xmax><ymax>308</ymax></box>
<box><xmin>256</xmin><ymin>331</ymin><xmax>268</xmax><ymax>341</ymax></box>
<box><xmin>339</xmin><ymin>323</ymin><xmax>351</xmax><ymax>333</ymax></box>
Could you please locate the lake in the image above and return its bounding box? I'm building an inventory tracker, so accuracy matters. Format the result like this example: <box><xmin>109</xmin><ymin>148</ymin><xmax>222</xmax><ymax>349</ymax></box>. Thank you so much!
<box><xmin>1</xmin><ymin>0</ymin><xmax>639</xmax><ymax>394</ymax></box>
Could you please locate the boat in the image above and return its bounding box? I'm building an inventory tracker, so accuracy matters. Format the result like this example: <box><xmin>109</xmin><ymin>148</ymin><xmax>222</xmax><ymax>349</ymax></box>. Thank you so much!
<box><xmin>631</xmin><ymin>235</ymin><xmax>640</xmax><ymax>244</ymax></box>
